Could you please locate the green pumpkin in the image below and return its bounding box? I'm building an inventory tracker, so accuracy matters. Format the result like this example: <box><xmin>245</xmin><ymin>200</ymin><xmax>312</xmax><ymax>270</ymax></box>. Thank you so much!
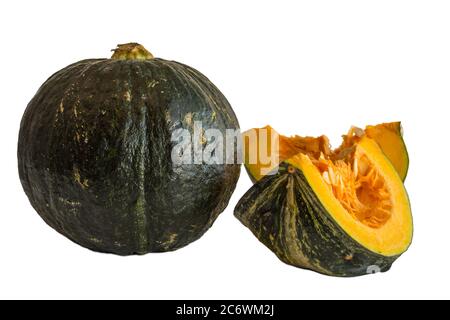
<box><xmin>18</xmin><ymin>43</ymin><xmax>240</xmax><ymax>255</ymax></box>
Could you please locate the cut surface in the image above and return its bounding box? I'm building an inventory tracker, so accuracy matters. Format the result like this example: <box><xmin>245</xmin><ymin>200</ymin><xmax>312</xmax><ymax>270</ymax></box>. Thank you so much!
<box><xmin>286</xmin><ymin>137</ymin><xmax>412</xmax><ymax>256</ymax></box>
<box><xmin>313</xmin><ymin>153</ymin><xmax>392</xmax><ymax>229</ymax></box>
<box><xmin>243</xmin><ymin>123</ymin><xmax>412</xmax><ymax>255</ymax></box>
<box><xmin>243</xmin><ymin>126</ymin><xmax>331</xmax><ymax>181</ymax></box>
<box><xmin>243</xmin><ymin>122</ymin><xmax>409</xmax><ymax>182</ymax></box>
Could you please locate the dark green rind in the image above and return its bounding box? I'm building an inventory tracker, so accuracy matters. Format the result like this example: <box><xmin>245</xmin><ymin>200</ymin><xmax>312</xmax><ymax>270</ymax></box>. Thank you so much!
<box><xmin>234</xmin><ymin>163</ymin><xmax>397</xmax><ymax>277</ymax></box>
<box><xmin>18</xmin><ymin>58</ymin><xmax>240</xmax><ymax>255</ymax></box>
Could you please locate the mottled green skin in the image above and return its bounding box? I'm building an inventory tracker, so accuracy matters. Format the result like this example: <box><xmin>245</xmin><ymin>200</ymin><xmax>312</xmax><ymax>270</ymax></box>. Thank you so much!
<box><xmin>18</xmin><ymin>58</ymin><xmax>240</xmax><ymax>255</ymax></box>
<box><xmin>235</xmin><ymin>163</ymin><xmax>397</xmax><ymax>277</ymax></box>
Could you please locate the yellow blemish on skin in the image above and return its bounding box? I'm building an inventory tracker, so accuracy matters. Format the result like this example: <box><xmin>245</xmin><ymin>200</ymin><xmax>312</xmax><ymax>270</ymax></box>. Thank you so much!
<box><xmin>58</xmin><ymin>197</ymin><xmax>81</xmax><ymax>206</ymax></box>
<box><xmin>165</xmin><ymin>111</ymin><xmax>171</xmax><ymax>124</ymax></box>
<box><xmin>344</xmin><ymin>254</ymin><xmax>354</xmax><ymax>261</ymax></box>
<box><xmin>73</xmin><ymin>166</ymin><xmax>89</xmax><ymax>189</ymax></box>
<box><xmin>167</xmin><ymin>233</ymin><xmax>178</xmax><ymax>244</ymax></box>
<box><xmin>184</xmin><ymin>112</ymin><xmax>193</xmax><ymax>126</ymax></box>
<box><xmin>59</xmin><ymin>101</ymin><xmax>64</xmax><ymax>113</ymax></box>
<box><xmin>165</xmin><ymin>233</ymin><xmax>178</xmax><ymax>246</ymax></box>
<box><xmin>89</xmin><ymin>237</ymin><xmax>102</xmax><ymax>244</ymax></box>
<box><xmin>124</xmin><ymin>91</ymin><xmax>132</xmax><ymax>102</ymax></box>
<box><xmin>200</xmin><ymin>129</ymin><xmax>207</xmax><ymax>145</ymax></box>
<box><xmin>74</xmin><ymin>105</ymin><xmax>78</xmax><ymax>118</ymax></box>
<box><xmin>211</xmin><ymin>111</ymin><xmax>216</xmax><ymax>122</ymax></box>
<box><xmin>148</xmin><ymin>80</ymin><xmax>159</xmax><ymax>88</ymax></box>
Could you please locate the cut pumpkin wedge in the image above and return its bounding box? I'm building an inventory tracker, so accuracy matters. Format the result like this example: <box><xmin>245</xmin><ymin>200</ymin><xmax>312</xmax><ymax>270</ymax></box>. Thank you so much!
<box><xmin>236</xmin><ymin>124</ymin><xmax>413</xmax><ymax>276</ymax></box>
<box><xmin>243</xmin><ymin>122</ymin><xmax>409</xmax><ymax>182</ymax></box>
<box><xmin>286</xmin><ymin>136</ymin><xmax>412</xmax><ymax>256</ymax></box>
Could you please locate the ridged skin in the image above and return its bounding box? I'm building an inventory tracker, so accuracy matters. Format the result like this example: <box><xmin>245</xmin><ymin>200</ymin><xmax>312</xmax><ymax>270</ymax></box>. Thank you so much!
<box><xmin>18</xmin><ymin>58</ymin><xmax>240</xmax><ymax>255</ymax></box>
<box><xmin>234</xmin><ymin>163</ymin><xmax>397</xmax><ymax>277</ymax></box>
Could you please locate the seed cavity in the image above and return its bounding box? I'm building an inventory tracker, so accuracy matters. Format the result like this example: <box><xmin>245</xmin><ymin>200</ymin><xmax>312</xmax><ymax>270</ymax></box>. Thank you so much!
<box><xmin>314</xmin><ymin>153</ymin><xmax>392</xmax><ymax>229</ymax></box>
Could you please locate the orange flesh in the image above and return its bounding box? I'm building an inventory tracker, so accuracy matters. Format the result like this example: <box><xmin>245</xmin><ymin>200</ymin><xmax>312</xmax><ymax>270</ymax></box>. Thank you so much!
<box><xmin>314</xmin><ymin>127</ymin><xmax>393</xmax><ymax>228</ymax></box>
<box><xmin>243</xmin><ymin>126</ymin><xmax>332</xmax><ymax>181</ymax></box>
<box><xmin>244</xmin><ymin>125</ymin><xmax>400</xmax><ymax>229</ymax></box>
<box><xmin>290</xmin><ymin>127</ymin><xmax>393</xmax><ymax>229</ymax></box>
<box><xmin>285</xmin><ymin>137</ymin><xmax>412</xmax><ymax>256</ymax></box>
<box><xmin>244</xmin><ymin>122</ymin><xmax>408</xmax><ymax>182</ymax></box>
<box><xmin>313</xmin><ymin>153</ymin><xmax>392</xmax><ymax>229</ymax></box>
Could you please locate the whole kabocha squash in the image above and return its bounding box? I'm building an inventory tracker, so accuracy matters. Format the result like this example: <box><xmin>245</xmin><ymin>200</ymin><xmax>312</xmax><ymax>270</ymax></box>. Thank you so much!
<box><xmin>236</xmin><ymin>124</ymin><xmax>412</xmax><ymax>277</ymax></box>
<box><xmin>18</xmin><ymin>43</ymin><xmax>240</xmax><ymax>255</ymax></box>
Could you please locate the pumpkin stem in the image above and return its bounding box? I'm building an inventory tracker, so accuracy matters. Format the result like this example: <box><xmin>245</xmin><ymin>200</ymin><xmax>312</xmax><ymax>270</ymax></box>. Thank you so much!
<box><xmin>111</xmin><ymin>43</ymin><xmax>154</xmax><ymax>60</ymax></box>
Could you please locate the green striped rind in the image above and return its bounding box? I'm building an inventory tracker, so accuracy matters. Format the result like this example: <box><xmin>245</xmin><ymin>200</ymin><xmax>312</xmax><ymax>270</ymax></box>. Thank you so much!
<box><xmin>234</xmin><ymin>163</ymin><xmax>398</xmax><ymax>277</ymax></box>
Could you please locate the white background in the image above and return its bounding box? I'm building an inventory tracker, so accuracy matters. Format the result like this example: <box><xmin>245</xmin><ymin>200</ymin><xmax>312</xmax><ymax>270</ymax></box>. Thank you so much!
<box><xmin>1</xmin><ymin>0</ymin><xmax>449</xmax><ymax>299</ymax></box>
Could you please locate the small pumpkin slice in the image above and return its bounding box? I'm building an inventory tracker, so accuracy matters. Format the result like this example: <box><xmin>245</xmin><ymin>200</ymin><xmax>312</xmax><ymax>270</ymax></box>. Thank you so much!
<box><xmin>243</xmin><ymin>125</ymin><xmax>330</xmax><ymax>182</ymax></box>
<box><xmin>243</xmin><ymin>122</ymin><xmax>409</xmax><ymax>182</ymax></box>
<box><xmin>365</xmin><ymin>122</ymin><xmax>409</xmax><ymax>181</ymax></box>
<box><xmin>235</xmin><ymin>135</ymin><xmax>413</xmax><ymax>277</ymax></box>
